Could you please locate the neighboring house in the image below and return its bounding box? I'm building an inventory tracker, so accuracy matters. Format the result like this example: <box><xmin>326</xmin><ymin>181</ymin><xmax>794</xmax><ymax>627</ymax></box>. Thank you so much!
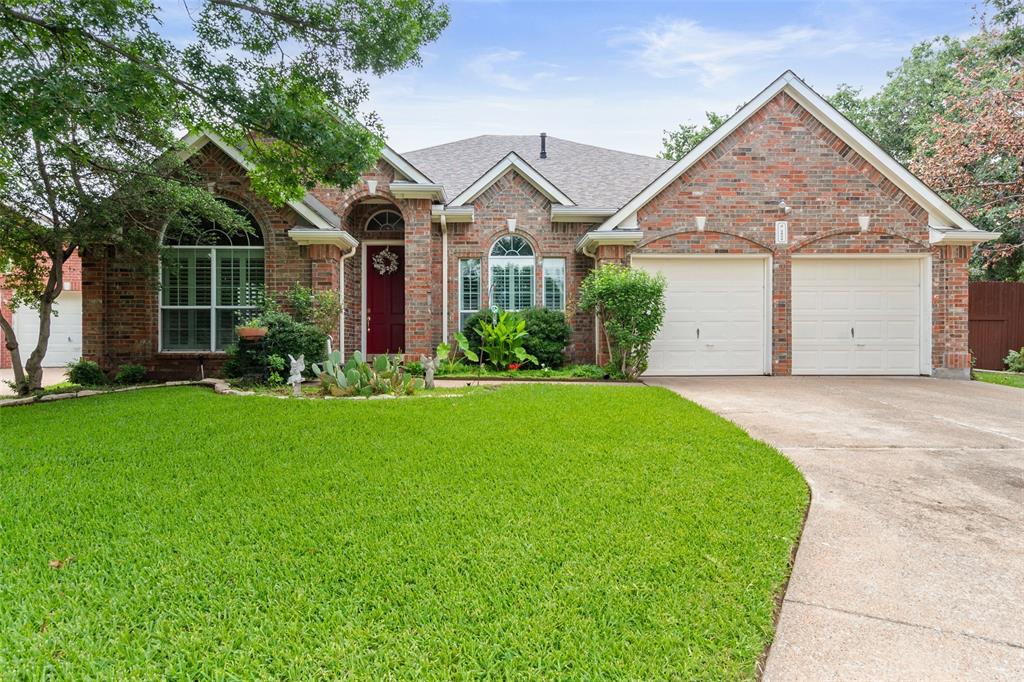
<box><xmin>0</xmin><ymin>249</ymin><xmax>83</xmax><ymax>369</ymax></box>
<box><xmin>81</xmin><ymin>71</ymin><xmax>994</xmax><ymax>380</ymax></box>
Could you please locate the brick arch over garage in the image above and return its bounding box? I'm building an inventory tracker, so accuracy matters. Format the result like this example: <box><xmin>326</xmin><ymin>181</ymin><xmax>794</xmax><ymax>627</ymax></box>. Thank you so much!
<box><xmin>635</xmin><ymin>229</ymin><xmax>775</xmax><ymax>255</ymax></box>
<box><xmin>790</xmin><ymin>227</ymin><xmax>931</xmax><ymax>255</ymax></box>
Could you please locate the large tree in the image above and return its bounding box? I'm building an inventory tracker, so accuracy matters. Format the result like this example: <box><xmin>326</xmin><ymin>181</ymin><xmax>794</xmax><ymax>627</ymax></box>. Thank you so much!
<box><xmin>828</xmin><ymin>0</ymin><xmax>1023</xmax><ymax>280</ymax></box>
<box><xmin>659</xmin><ymin>111</ymin><xmax>728</xmax><ymax>160</ymax></box>
<box><xmin>0</xmin><ymin>0</ymin><xmax>449</xmax><ymax>393</ymax></box>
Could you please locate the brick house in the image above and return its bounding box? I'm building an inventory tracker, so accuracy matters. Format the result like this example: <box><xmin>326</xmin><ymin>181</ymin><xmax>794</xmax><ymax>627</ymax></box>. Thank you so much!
<box><xmin>81</xmin><ymin>71</ymin><xmax>994</xmax><ymax>380</ymax></box>
<box><xmin>1</xmin><ymin>249</ymin><xmax>82</xmax><ymax>369</ymax></box>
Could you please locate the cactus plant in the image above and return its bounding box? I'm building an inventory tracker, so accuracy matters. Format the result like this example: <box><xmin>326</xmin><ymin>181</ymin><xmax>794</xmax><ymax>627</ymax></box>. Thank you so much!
<box><xmin>312</xmin><ymin>351</ymin><xmax>421</xmax><ymax>397</ymax></box>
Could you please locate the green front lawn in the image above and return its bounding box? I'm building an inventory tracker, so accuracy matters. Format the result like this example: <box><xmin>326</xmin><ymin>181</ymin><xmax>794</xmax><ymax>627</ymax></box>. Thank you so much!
<box><xmin>1</xmin><ymin>385</ymin><xmax>807</xmax><ymax>678</ymax></box>
<box><xmin>974</xmin><ymin>370</ymin><xmax>1024</xmax><ymax>388</ymax></box>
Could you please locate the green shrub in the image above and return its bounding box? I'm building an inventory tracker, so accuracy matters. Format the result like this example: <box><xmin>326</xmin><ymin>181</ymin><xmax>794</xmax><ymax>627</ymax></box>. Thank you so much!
<box><xmin>114</xmin><ymin>363</ymin><xmax>147</xmax><ymax>385</ymax></box>
<box><xmin>66</xmin><ymin>358</ymin><xmax>106</xmax><ymax>386</ymax></box>
<box><xmin>579</xmin><ymin>264</ymin><xmax>666</xmax><ymax>379</ymax></box>
<box><xmin>1005</xmin><ymin>347</ymin><xmax>1024</xmax><ymax>372</ymax></box>
<box><xmin>223</xmin><ymin>311</ymin><xmax>327</xmax><ymax>383</ymax></box>
<box><xmin>312</xmin><ymin>351</ymin><xmax>420</xmax><ymax>397</ymax></box>
<box><xmin>568</xmin><ymin>364</ymin><xmax>607</xmax><ymax>379</ymax></box>
<box><xmin>519</xmin><ymin>308</ymin><xmax>571</xmax><ymax>368</ymax></box>
<box><xmin>262</xmin><ymin>311</ymin><xmax>328</xmax><ymax>374</ymax></box>
<box><xmin>278</xmin><ymin>282</ymin><xmax>342</xmax><ymax>336</ymax></box>
<box><xmin>405</xmin><ymin>361</ymin><xmax>424</xmax><ymax>377</ymax></box>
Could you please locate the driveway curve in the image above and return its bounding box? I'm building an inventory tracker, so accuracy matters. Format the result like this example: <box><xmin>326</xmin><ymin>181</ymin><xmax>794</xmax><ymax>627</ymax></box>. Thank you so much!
<box><xmin>649</xmin><ymin>377</ymin><xmax>1023</xmax><ymax>681</ymax></box>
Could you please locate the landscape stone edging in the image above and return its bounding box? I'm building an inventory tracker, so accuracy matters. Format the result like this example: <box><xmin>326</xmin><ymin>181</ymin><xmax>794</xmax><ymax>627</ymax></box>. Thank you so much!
<box><xmin>0</xmin><ymin>378</ymin><xmax>471</xmax><ymax>407</ymax></box>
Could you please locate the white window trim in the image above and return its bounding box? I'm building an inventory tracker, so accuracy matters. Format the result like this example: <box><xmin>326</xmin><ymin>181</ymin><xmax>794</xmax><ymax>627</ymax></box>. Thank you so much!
<box><xmin>458</xmin><ymin>258</ymin><xmax>481</xmax><ymax>330</ymax></box>
<box><xmin>542</xmin><ymin>257</ymin><xmax>566</xmax><ymax>311</ymax></box>
<box><xmin>158</xmin><ymin>245</ymin><xmax>265</xmax><ymax>353</ymax></box>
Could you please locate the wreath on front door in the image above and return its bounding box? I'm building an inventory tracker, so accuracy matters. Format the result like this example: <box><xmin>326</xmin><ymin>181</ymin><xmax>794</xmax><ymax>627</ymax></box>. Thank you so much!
<box><xmin>372</xmin><ymin>247</ymin><xmax>399</xmax><ymax>276</ymax></box>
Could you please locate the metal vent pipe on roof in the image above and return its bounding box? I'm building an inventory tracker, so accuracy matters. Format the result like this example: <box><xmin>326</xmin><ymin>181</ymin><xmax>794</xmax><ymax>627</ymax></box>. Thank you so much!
<box><xmin>540</xmin><ymin>132</ymin><xmax>547</xmax><ymax>159</ymax></box>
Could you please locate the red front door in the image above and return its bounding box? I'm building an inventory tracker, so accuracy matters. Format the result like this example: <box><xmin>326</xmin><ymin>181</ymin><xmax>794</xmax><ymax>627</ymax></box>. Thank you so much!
<box><xmin>366</xmin><ymin>244</ymin><xmax>405</xmax><ymax>354</ymax></box>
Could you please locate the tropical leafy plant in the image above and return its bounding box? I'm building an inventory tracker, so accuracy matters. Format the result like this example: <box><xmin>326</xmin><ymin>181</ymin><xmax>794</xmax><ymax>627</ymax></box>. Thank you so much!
<box><xmin>436</xmin><ymin>331</ymin><xmax>478</xmax><ymax>371</ymax></box>
<box><xmin>579</xmin><ymin>264</ymin><xmax>666</xmax><ymax>380</ymax></box>
<box><xmin>474</xmin><ymin>312</ymin><xmax>538</xmax><ymax>370</ymax></box>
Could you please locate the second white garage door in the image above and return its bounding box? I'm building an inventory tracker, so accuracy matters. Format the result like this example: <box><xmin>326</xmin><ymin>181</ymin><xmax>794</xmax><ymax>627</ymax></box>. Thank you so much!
<box><xmin>792</xmin><ymin>258</ymin><xmax>924</xmax><ymax>375</ymax></box>
<box><xmin>633</xmin><ymin>257</ymin><xmax>769</xmax><ymax>375</ymax></box>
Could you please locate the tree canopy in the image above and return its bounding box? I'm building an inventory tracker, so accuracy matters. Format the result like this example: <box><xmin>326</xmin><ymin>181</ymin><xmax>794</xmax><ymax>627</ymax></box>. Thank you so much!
<box><xmin>828</xmin><ymin>0</ymin><xmax>1022</xmax><ymax>280</ymax></box>
<box><xmin>0</xmin><ymin>0</ymin><xmax>449</xmax><ymax>392</ymax></box>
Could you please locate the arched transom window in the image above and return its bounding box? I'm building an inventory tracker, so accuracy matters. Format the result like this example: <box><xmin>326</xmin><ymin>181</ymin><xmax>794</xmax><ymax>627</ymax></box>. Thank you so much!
<box><xmin>489</xmin><ymin>235</ymin><xmax>534</xmax><ymax>311</ymax></box>
<box><xmin>365</xmin><ymin>209</ymin><xmax>404</xmax><ymax>232</ymax></box>
<box><xmin>160</xmin><ymin>201</ymin><xmax>265</xmax><ymax>351</ymax></box>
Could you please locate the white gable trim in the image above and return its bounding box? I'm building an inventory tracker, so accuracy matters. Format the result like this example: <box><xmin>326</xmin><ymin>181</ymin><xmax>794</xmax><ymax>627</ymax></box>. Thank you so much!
<box><xmin>448</xmin><ymin>152</ymin><xmax>575</xmax><ymax>207</ymax></box>
<box><xmin>180</xmin><ymin>131</ymin><xmax>341</xmax><ymax>232</ymax></box>
<box><xmin>597</xmin><ymin>71</ymin><xmax>977</xmax><ymax>233</ymax></box>
<box><xmin>380</xmin><ymin>145</ymin><xmax>434</xmax><ymax>185</ymax></box>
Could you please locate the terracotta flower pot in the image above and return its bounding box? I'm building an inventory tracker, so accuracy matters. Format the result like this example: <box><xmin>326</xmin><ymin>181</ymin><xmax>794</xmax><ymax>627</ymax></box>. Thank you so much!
<box><xmin>236</xmin><ymin>326</ymin><xmax>268</xmax><ymax>341</ymax></box>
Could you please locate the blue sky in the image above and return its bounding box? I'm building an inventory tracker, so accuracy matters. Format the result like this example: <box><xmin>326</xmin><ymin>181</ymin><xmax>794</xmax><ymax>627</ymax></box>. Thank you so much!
<box><xmin>162</xmin><ymin>1</ymin><xmax>977</xmax><ymax>156</ymax></box>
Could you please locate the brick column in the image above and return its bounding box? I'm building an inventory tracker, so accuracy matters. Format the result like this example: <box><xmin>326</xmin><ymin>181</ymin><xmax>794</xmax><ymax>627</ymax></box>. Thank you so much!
<box><xmin>307</xmin><ymin>244</ymin><xmax>342</xmax><ymax>347</ymax></box>
<box><xmin>402</xmin><ymin>199</ymin><xmax>433</xmax><ymax>356</ymax></box>
<box><xmin>932</xmin><ymin>244</ymin><xmax>971</xmax><ymax>378</ymax></box>
<box><xmin>81</xmin><ymin>245</ymin><xmax>108</xmax><ymax>367</ymax></box>
<box><xmin>772</xmin><ymin>253</ymin><xmax>792</xmax><ymax>375</ymax></box>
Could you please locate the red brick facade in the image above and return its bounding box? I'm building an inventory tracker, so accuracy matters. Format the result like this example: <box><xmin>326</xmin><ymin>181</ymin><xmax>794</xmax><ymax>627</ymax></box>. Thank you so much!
<box><xmin>80</xmin><ymin>91</ymin><xmax>973</xmax><ymax>378</ymax></box>
<box><xmin>0</xmin><ymin>250</ymin><xmax>82</xmax><ymax>369</ymax></box>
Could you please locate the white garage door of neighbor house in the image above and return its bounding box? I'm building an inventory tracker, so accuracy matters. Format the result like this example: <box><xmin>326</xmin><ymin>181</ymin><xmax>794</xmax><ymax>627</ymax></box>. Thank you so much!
<box><xmin>633</xmin><ymin>257</ymin><xmax>768</xmax><ymax>376</ymax></box>
<box><xmin>12</xmin><ymin>292</ymin><xmax>83</xmax><ymax>367</ymax></box>
<box><xmin>792</xmin><ymin>258</ymin><xmax>923</xmax><ymax>375</ymax></box>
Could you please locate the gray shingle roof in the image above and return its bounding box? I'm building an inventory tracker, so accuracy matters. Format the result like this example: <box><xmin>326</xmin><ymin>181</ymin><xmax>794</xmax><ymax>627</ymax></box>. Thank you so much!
<box><xmin>403</xmin><ymin>135</ymin><xmax>673</xmax><ymax>208</ymax></box>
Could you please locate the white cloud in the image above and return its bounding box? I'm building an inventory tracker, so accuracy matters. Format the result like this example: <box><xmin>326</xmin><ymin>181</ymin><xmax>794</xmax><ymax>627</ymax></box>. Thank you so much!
<box><xmin>465</xmin><ymin>49</ymin><xmax>531</xmax><ymax>91</ymax></box>
<box><xmin>613</xmin><ymin>19</ymin><xmax>909</xmax><ymax>86</ymax></box>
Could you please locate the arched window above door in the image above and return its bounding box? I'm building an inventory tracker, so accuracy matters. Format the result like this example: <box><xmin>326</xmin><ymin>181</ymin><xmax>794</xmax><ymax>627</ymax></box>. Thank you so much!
<box><xmin>365</xmin><ymin>209</ymin><xmax>405</xmax><ymax>232</ymax></box>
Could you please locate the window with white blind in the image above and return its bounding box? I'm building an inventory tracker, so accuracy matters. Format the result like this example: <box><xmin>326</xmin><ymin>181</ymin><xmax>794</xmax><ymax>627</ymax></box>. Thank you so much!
<box><xmin>543</xmin><ymin>258</ymin><xmax>565</xmax><ymax>311</ymax></box>
<box><xmin>489</xmin><ymin>235</ymin><xmax>534</xmax><ymax>311</ymax></box>
<box><xmin>160</xmin><ymin>202</ymin><xmax>265</xmax><ymax>351</ymax></box>
<box><xmin>458</xmin><ymin>258</ymin><xmax>481</xmax><ymax>330</ymax></box>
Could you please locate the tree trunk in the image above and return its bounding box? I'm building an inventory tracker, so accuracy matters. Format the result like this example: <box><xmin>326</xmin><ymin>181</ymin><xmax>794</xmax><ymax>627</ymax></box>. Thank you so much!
<box><xmin>0</xmin><ymin>313</ymin><xmax>26</xmax><ymax>391</ymax></box>
<box><xmin>15</xmin><ymin>254</ymin><xmax>64</xmax><ymax>395</ymax></box>
<box><xmin>23</xmin><ymin>295</ymin><xmax>56</xmax><ymax>392</ymax></box>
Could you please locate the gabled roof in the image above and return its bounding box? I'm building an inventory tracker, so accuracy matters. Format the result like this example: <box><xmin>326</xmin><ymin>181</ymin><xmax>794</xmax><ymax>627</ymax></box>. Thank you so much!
<box><xmin>180</xmin><ymin>131</ymin><xmax>342</xmax><ymax>231</ymax></box>
<box><xmin>448</xmin><ymin>152</ymin><xmax>574</xmax><ymax>207</ymax></box>
<box><xmin>597</xmin><ymin>71</ymin><xmax>981</xmax><ymax>233</ymax></box>
<box><xmin>404</xmin><ymin>135</ymin><xmax>672</xmax><ymax>209</ymax></box>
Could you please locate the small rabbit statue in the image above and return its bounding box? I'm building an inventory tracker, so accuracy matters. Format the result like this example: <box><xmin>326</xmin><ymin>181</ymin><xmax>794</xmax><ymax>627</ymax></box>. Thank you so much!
<box><xmin>287</xmin><ymin>354</ymin><xmax>305</xmax><ymax>397</ymax></box>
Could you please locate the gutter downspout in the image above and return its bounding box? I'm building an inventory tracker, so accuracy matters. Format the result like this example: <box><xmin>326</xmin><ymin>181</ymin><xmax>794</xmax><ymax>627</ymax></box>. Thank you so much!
<box><xmin>440</xmin><ymin>212</ymin><xmax>449</xmax><ymax>343</ymax></box>
<box><xmin>581</xmin><ymin>237</ymin><xmax>601</xmax><ymax>366</ymax></box>
<box><xmin>339</xmin><ymin>244</ymin><xmax>358</xmax><ymax>359</ymax></box>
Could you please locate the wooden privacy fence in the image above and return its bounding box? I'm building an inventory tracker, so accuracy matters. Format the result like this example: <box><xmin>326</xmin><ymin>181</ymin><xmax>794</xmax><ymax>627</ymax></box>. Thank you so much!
<box><xmin>969</xmin><ymin>281</ymin><xmax>1024</xmax><ymax>370</ymax></box>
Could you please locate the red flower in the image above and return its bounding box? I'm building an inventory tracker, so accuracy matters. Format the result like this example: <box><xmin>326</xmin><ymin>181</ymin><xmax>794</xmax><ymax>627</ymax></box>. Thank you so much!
<box><xmin>508</xmin><ymin>363</ymin><xmax>520</xmax><ymax>371</ymax></box>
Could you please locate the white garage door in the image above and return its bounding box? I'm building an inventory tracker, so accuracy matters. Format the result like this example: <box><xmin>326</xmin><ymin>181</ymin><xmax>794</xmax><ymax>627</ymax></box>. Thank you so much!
<box><xmin>12</xmin><ymin>292</ymin><xmax>83</xmax><ymax>367</ymax></box>
<box><xmin>792</xmin><ymin>258</ymin><xmax>923</xmax><ymax>375</ymax></box>
<box><xmin>633</xmin><ymin>257</ymin><xmax>768</xmax><ymax>375</ymax></box>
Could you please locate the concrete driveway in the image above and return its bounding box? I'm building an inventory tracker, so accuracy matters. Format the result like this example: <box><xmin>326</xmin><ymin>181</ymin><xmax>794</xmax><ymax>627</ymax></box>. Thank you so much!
<box><xmin>649</xmin><ymin>377</ymin><xmax>1023</xmax><ymax>681</ymax></box>
<box><xmin>0</xmin><ymin>367</ymin><xmax>68</xmax><ymax>396</ymax></box>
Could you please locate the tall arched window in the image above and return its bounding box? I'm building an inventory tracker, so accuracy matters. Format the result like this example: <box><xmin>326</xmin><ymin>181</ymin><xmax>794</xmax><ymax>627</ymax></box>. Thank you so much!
<box><xmin>489</xmin><ymin>235</ymin><xmax>534</xmax><ymax>311</ymax></box>
<box><xmin>160</xmin><ymin>201</ymin><xmax>265</xmax><ymax>351</ymax></box>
